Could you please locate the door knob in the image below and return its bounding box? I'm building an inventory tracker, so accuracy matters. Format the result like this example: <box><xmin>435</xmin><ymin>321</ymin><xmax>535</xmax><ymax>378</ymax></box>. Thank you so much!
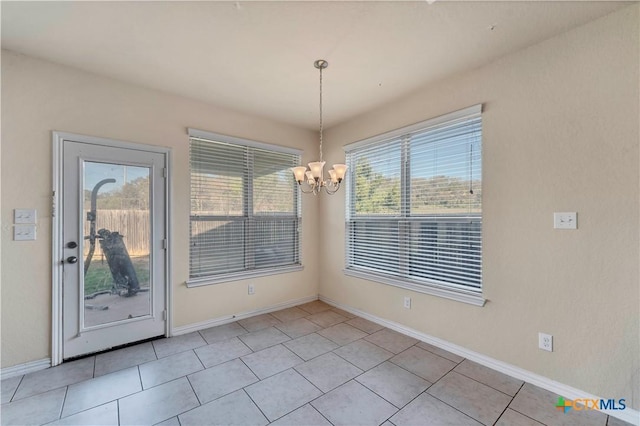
<box><xmin>66</xmin><ymin>256</ymin><xmax>78</xmax><ymax>264</ymax></box>
<box><xmin>66</xmin><ymin>241</ymin><xmax>78</xmax><ymax>249</ymax></box>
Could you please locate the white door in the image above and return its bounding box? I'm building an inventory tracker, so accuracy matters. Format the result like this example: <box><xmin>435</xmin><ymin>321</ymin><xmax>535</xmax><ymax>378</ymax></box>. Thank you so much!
<box><xmin>61</xmin><ymin>139</ymin><xmax>167</xmax><ymax>359</ymax></box>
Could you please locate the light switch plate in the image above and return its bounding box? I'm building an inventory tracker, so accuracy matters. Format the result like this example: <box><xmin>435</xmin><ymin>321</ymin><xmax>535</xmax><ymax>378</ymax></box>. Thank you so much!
<box><xmin>554</xmin><ymin>212</ymin><xmax>577</xmax><ymax>229</ymax></box>
<box><xmin>14</xmin><ymin>225</ymin><xmax>37</xmax><ymax>241</ymax></box>
<box><xmin>14</xmin><ymin>209</ymin><xmax>37</xmax><ymax>224</ymax></box>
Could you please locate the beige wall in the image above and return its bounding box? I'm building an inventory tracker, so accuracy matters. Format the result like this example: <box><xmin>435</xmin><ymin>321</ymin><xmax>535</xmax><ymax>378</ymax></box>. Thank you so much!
<box><xmin>321</xmin><ymin>5</ymin><xmax>639</xmax><ymax>409</ymax></box>
<box><xmin>1</xmin><ymin>50</ymin><xmax>320</xmax><ymax>368</ymax></box>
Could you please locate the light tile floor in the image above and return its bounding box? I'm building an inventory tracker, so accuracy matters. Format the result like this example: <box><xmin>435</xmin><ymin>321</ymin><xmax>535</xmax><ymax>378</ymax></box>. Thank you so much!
<box><xmin>0</xmin><ymin>300</ymin><xmax>632</xmax><ymax>426</ymax></box>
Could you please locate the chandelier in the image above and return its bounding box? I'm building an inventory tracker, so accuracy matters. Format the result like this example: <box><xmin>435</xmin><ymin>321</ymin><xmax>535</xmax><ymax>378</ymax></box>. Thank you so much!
<box><xmin>292</xmin><ymin>60</ymin><xmax>347</xmax><ymax>195</ymax></box>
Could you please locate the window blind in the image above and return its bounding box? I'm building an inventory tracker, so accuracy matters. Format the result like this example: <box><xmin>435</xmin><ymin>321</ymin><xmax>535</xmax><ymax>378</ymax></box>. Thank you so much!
<box><xmin>345</xmin><ymin>106</ymin><xmax>482</xmax><ymax>293</ymax></box>
<box><xmin>190</xmin><ymin>136</ymin><xmax>301</xmax><ymax>281</ymax></box>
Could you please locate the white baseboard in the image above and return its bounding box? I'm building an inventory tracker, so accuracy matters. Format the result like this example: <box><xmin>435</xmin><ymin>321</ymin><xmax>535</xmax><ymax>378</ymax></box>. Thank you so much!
<box><xmin>1</xmin><ymin>358</ymin><xmax>51</xmax><ymax>379</ymax></box>
<box><xmin>172</xmin><ymin>294</ymin><xmax>318</xmax><ymax>336</ymax></box>
<box><xmin>319</xmin><ymin>295</ymin><xmax>639</xmax><ymax>426</ymax></box>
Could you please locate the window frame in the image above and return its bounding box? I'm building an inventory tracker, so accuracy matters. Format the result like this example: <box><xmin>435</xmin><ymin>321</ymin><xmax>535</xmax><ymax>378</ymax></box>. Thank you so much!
<box><xmin>187</xmin><ymin>128</ymin><xmax>303</xmax><ymax>287</ymax></box>
<box><xmin>343</xmin><ymin>105</ymin><xmax>485</xmax><ymax>306</ymax></box>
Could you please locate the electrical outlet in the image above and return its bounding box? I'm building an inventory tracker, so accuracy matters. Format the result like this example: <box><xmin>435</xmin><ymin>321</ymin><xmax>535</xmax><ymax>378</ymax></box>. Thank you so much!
<box><xmin>248</xmin><ymin>284</ymin><xmax>255</xmax><ymax>295</ymax></box>
<box><xmin>538</xmin><ymin>332</ymin><xmax>553</xmax><ymax>352</ymax></box>
<box><xmin>403</xmin><ymin>296</ymin><xmax>411</xmax><ymax>309</ymax></box>
<box><xmin>554</xmin><ymin>212</ymin><xmax>577</xmax><ymax>229</ymax></box>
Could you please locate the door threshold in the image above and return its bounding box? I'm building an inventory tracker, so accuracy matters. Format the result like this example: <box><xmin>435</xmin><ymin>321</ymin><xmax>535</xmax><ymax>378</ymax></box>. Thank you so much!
<box><xmin>63</xmin><ymin>334</ymin><xmax>165</xmax><ymax>363</ymax></box>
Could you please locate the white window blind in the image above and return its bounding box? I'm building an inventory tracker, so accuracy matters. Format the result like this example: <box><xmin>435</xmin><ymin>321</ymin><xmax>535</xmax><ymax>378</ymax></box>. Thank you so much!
<box><xmin>189</xmin><ymin>134</ymin><xmax>301</xmax><ymax>283</ymax></box>
<box><xmin>345</xmin><ymin>106</ymin><xmax>482</xmax><ymax>299</ymax></box>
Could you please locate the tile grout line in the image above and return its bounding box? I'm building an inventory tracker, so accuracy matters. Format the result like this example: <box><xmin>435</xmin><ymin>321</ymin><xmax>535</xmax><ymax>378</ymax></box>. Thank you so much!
<box><xmin>330</xmin><ymin>344</ymin><xmax>390</xmax><ymax>373</ymax></box>
<box><xmin>191</xmin><ymin>346</ymin><xmax>208</xmax><ymax>369</ymax></box>
<box><xmin>151</xmin><ymin>339</ymin><xmax>159</xmax><ymax>360</ymax></box>
<box><xmin>385</xmin><ymin>343</ymin><xmax>449</xmax><ymax>383</ymax></box>
<box><xmin>192</xmin><ymin>348</ymin><xmax>206</xmax><ymax>371</ymax></box>
<box><xmin>410</xmin><ymin>341</ymin><xmax>465</xmax><ymax>365</ymax></box>
<box><xmin>8</xmin><ymin>374</ymin><xmax>25</xmax><ymax>403</ymax></box>
<box><xmin>275</xmin><ymin>364</ymin><xmax>335</xmax><ymax>420</ymax></box>
<box><xmin>361</xmin><ymin>336</ymin><xmax>396</xmax><ymax>354</ymax></box>
<box><xmin>446</xmin><ymin>369</ymin><xmax>517</xmax><ymax>400</ymax></box>
<box><xmin>125</xmin><ymin>375</ymin><xmax>203</xmax><ymax>424</ymax></box>
<box><xmin>301</xmin><ymin>375</ymin><xmax>338</xmax><ymax>420</ymax></box>
<box><xmin>169</xmin><ymin>391</ymin><xmax>200</xmax><ymax>425</ymax></box>
<box><xmin>350</xmin><ymin>345</ymin><xmax>447</xmax><ymax>412</ymax></box>
<box><xmin>491</xmin><ymin>389</ymin><xmax>517</xmax><ymax>425</ymax></box>
<box><xmin>240</xmin><ymin>387</ymin><xmax>272</xmax><ymax>423</ymax></box>
<box><xmin>387</xmin><ymin>383</ymin><xmax>434</xmax><ymax>419</ymax></box>
<box><xmin>56</xmin><ymin>401</ymin><xmax>120</xmax><ymax>423</ymax></box>
<box><xmin>237</xmin><ymin>322</ymin><xmax>251</xmax><ymax>333</ymax></box>
<box><xmin>452</xmin><ymin>361</ymin><xmax>522</xmax><ymax>399</ymax></box>
<box><xmin>135</xmin><ymin>365</ymin><xmax>144</xmax><ymax>393</ymax></box>
<box><xmin>196</xmin><ymin>329</ymin><xmax>206</xmax><ymax>344</ymax></box>
<box><xmin>184</xmin><ymin>373</ymin><xmax>203</xmax><ymax>407</ymax></box>
<box><xmin>425</xmin><ymin>389</ymin><xmax>492</xmax><ymax>426</ymax></box>
<box><xmin>421</xmin><ymin>359</ymin><xmax>500</xmax><ymax>426</ymax></box>
<box><xmin>289</xmin><ymin>366</ymin><xmax>325</xmax><ymax>396</ymax></box>
<box><xmin>237</xmin><ymin>356</ymin><xmax>262</xmax><ymax>383</ymax></box>
<box><xmin>58</xmin><ymin>386</ymin><xmax>70</xmax><ymax>422</ymax></box>
<box><xmin>352</xmin><ymin>377</ymin><xmax>404</xmax><ymax>413</ymax></box>
<box><xmin>308</xmin><ymin>402</ymin><xmax>335</xmax><ymax>426</ymax></box>
<box><xmin>502</xmin><ymin>383</ymin><xmax>549</xmax><ymax>426</ymax></box>
<box><xmin>415</xmin><ymin>341</ymin><xmax>466</xmax><ymax>364</ymax></box>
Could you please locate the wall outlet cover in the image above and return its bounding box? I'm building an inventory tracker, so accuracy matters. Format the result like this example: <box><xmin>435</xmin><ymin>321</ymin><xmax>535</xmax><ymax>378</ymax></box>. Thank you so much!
<box><xmin>403</xmin><ymin>296</ymin><xmax>411</xmax><ymax>309</ymax></box>
<box><xmin>538</xmin><ymin>332</ymin><xmax>553</xmax><ymax>352</ymax></box>
<box><xmin>554</xmin><ymin>212</ymin><xmax>577</xmax><ymax>229</ymax></box>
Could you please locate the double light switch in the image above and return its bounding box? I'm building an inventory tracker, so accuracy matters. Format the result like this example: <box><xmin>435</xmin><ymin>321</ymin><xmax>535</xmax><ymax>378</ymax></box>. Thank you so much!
<box><xmin>13</xmin><ymin>209</ymin><xmax>37</xmax><ymax>241</ymax></box>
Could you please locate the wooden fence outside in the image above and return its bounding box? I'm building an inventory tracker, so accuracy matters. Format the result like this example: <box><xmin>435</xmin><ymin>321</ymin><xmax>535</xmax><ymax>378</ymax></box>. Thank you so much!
<box><xmin>82</xmin><ymin>210</ymin><xmax>150</xmax><ymax>257</ymax></box>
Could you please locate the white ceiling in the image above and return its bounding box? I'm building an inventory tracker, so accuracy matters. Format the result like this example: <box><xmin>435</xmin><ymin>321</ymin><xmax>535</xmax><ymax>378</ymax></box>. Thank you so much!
<box><xmin>1</xmin><ymin>1</ymin><xmax>630</xmax><ymax>130</ymax></box>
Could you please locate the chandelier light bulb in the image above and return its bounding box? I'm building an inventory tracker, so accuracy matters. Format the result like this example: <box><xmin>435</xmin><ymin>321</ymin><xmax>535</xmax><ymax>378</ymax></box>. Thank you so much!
<box><xmin>308</xmin><ymin>161</ymin><xmax>325</xmax><ymax>179</ymax></box>
<box><xmin>328</xmin><ymin>169</ymin><xmax>338</xmax><ymax>183</ymax></box>
<box><xmin>332</xmin><ymin>164</ymin><xmax>347</xmax><ymax>182</ymax></box>
<box><xmin>292</xmin><ymin>166</ymin><xmax>307</xmax><ymax>183</ymax></box>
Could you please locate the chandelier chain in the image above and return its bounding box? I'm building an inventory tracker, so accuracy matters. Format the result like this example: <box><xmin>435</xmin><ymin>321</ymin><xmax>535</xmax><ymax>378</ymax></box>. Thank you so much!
<box><xmin>319</xmin><ymin>64</ymin><xmax>323</xmax><ymax>163</ymax></box>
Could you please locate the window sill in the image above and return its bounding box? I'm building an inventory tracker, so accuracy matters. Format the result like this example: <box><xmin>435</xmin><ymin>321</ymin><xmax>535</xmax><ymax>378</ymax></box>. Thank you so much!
<box><xmin>343</xmin><ymin>268</ymin><xmax>486</xmax><ymax>307</ymax></box>
<box><xmin>187</xmin><ymin>265</ymin><xmax>304</xmax><ymax>288</ymax></box>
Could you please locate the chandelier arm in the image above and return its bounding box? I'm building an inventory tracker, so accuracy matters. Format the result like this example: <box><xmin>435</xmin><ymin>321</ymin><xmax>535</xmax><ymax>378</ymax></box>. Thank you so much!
<box><xmin>298</xmin><ymin>179</ymin><xmax>327</xmax><ymax>194</ymax></box>
<box><xmin>323</xmin><ymin>182</ymin><xmax>341</xmax><ymax>195</ymax></box>
<box><xmin>298</xmin><ymin>183</ymin><xmax>316</xmax><ymax>194</ymax></box>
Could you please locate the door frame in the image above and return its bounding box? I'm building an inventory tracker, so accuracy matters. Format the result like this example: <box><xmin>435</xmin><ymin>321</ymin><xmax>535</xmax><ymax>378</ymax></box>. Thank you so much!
<box><xmin>52</xmin><ymin>131</ymin><xmax>172</xmax><ymax>366</ymax></box>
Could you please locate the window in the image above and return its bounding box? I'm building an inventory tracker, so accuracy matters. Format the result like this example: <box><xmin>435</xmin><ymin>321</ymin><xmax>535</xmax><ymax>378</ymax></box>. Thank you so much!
<box><xmin>188</xmin><ymin>129</ymin><xmax>302</xmax><ymax>286</ymax></box>
<box><xmin>344</xmin><ymin>105</ymin><xmax>483</xmax><ymax>305</ymax></box>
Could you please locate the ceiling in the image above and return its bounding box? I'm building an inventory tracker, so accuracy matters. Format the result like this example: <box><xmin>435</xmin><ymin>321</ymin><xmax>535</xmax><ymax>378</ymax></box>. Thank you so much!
<box><xmin>1</xmin><ymin>1</ymin><xmax>630</xmax><ymax>130</ymax></box>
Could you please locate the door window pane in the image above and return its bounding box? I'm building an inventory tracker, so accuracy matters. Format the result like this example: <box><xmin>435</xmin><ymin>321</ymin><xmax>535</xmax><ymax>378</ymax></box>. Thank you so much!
<box><xmin>83</xmin><ymin>162</ymin><xmax>152</xmax><ymax>328</ymax></box>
